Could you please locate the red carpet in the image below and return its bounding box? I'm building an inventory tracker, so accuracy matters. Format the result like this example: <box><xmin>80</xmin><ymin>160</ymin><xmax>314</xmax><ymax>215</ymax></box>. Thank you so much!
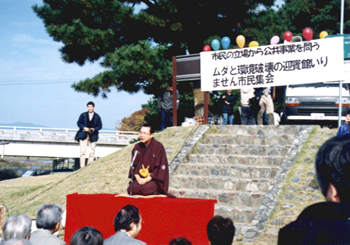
<box><xmin>65</xmin><ymin>193</ymin><xmax>217</xmax><ymax>245</ymax></box>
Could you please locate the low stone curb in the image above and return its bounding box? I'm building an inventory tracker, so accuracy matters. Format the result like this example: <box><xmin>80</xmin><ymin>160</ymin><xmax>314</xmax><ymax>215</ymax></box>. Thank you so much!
<box><xmin>242</xmin><ymin>125</ymin><xmax>315</xmax><ymax>242</ymax></box>
<box><xmin>169</xmin><ymin>125</ymin><xmax>209</xmax><ymax>174</ymax></box>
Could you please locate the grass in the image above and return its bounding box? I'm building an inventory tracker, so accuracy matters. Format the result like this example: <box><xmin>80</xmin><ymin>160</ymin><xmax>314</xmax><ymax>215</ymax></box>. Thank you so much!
<box><xmin>0</xmin><ymin>125</ymin><xmax>338</xmax><ymax>245</ymax></box>
<box><xmin>0</xmin><ymin>126</ymin><xmax>196</xmax><ymax>219</ymax></box>
<box><xmin>252</xmin><ymin>126</ymin><xmax>337</xmax><ymax>244</ymax></box>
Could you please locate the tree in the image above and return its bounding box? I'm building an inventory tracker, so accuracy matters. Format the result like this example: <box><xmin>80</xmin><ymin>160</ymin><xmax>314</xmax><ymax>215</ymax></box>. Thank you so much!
<box><xmin>33</xmin><ymin>0</ymin><xmax>274</xmax><ymax>97</ymax></box>
<box><xmin>244</xmin><ymin>0</ymin><xmax>350</xmax><ymax>45</ymax></box>
<box><xmin>119</xmin><ymin>108</ymin><xmax>148</xmax><ymax>131</ymax></box>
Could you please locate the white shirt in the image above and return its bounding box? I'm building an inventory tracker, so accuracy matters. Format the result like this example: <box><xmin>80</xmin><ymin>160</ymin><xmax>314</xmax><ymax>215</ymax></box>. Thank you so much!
<box><xmin>88</xmin><ymin>112</ymin><xmax>94</xmax><ymax>121</ymax></box>
<box><xmin>240</xmin><ymin>87</ymin><xmax>255</xmax><ymax>107</ymax></box>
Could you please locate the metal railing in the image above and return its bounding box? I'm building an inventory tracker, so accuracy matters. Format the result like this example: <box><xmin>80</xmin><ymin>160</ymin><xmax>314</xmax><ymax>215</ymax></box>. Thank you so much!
<box><xmin>0</xmin><ymin>125</ymin><xmax>138</xmax><ymax>135</ymax></box>
<box><xmin>0</xmin><ymin>126</ymin><xmax>139</xmax><ymax>145</ymax></box>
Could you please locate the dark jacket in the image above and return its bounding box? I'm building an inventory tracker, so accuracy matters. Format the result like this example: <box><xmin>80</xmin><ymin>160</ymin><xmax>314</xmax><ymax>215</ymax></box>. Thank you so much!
<box><xmin>221</xmin><ymin>92</ymin><xmax>236</xmax><ymax>114</ymax></box>
<box><xmin>337</xmin><ymin>123</ymin><xmax>350</xmax><ymax>137</ymax></box>
<box><xmin>76</xmin><ymin>112</ymin><xmax>102</xmax><ymax>142</ymax></box>
<box><xmin>278</xmin><ymin>202</ymin><xmax>350</xmax><ymax>245</ymax></box>
<box><xmin>158</xmin><ymin>89</ymin><xmax>179</xmax><ymax>110</ymax></box>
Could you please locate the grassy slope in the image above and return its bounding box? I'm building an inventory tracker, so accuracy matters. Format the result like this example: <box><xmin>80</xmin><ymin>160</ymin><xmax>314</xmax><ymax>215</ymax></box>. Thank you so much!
<box><xmin>250</xmin><ymin>126</ymin><xmax>337</xmax><ymax>244</ymax></box>
<box><xmin>0</xmin><ymin>126</ymin><xmax>196</xmax><ymax>219</ymax></box>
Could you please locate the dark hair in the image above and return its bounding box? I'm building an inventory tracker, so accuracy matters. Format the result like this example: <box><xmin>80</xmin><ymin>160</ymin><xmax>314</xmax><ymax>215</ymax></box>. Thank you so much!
<box><xmin>315</xmin><ymin>135</ymin><xmax>350</xmax><ymax>202</ymax></box>
<box><xmin>207</xmin><ymin>216</ymin><xmax>235</xmax><ymax>245</ymax></box>
<box><xmin>169</xmin><ymin>237</ymin><xmax>192</xmax><ymax>245</ymax></box>
<box><xmin>36</xmin><ymin>204</ymin><xmax>62</xmax><ymax>231</ymax></box>
<box><xmin>70</xmin><ymin>226</ymin><xmax>103</xmax><ymax>245</ymax></box>
<box><xmin>114</xmin><ymin>205</ymin><xmax>140</xmax><ymax>232</ymax></box>
<box><xmin>141</xmin><ymin>123</ymin><xmax>154</xmax><ymax>134</ymax></box>
<box><xmin>87</xmin><ymin>101</ymin><xmax>95</xmax><ymax>107</ymax></box>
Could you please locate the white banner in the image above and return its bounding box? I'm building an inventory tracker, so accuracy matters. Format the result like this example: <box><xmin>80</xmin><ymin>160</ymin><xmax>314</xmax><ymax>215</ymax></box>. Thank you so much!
<box><xmin>200</xmin><ymin>37</ymin><xmax>345</xmax><ymax>91</ymax></box>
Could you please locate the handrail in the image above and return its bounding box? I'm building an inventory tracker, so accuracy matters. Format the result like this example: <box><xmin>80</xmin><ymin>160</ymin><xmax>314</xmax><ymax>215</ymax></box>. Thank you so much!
<box><xmin>0</xmin><ymin>126</ymin><xmax>138</xmax><ymax>135</ymax></box>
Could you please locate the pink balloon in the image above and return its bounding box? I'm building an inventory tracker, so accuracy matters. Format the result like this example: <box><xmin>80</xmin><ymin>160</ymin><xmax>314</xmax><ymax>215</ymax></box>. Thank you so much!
<box><xmin>203</xmin><ymin>45</ymin><xmax>211</xmax><ymax>51</ymax></box>
<box><xmin>270</xmin><ymin>35</ymin><xmax>280</xmax><ymax>45</ymax></box>
<box><xmin>302</xmin><ymin>27</ymin><xmax>313</xmax><ymax>41</ymax></box>
<box><xmin>283</xmin><ymin>31</ymin><xmax>293</xmax><ymax>42</ymax></box>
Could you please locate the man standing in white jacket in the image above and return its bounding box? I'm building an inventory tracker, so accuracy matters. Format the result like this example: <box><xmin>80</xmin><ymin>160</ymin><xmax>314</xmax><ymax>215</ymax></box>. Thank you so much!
<box><xmin>240</xmin><ymin>87</ymin><xmax>256</xmax><ymax>125</ymax></box>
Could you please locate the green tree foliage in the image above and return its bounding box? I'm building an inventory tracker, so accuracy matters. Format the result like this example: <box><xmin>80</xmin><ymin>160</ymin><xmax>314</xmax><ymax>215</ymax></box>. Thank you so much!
<box><xmin>245</xmin><ymin>0</ymin><xmax>350</xmax><ymax>45</ymax></box>
<box><xmin>33</xmin><ymin>0</ymin><xmax>274</xmax><ymax>97</ymax></box>
<box><xmin>33</xmin><ymin>0</ymin><xmax>349</xmax><ymax>125</ymax></box>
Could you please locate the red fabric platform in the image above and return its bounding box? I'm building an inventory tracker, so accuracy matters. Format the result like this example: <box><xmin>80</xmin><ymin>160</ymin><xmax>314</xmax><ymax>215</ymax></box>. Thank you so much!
<box><xmin>64</xmin><ymin>193</ymin><xmax>217</xmax><ymax>245</ymax></box>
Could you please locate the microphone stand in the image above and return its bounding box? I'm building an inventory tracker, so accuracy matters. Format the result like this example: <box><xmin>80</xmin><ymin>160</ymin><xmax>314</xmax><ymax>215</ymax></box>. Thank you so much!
<box><xmin>129</xmin><ymin>150</ymin><xmax>138</xmax><ymax>195</ymax></box>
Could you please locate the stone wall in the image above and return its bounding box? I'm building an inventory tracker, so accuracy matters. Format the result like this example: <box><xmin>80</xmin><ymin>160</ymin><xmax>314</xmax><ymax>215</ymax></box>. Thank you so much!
<box><xmin>169</xmin><ymin>125</ymin><xmax>314</xmax><ymax>242</ymax></box>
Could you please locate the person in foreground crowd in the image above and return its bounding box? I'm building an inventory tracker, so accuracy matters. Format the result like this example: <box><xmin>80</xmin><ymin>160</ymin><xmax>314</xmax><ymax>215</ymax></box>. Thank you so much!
<box><xmin>0</xmin><ymin>239</ymin><xmax>32</xmax><ymax>245</ymax></box>
<box><xmin>207</xmin><ymin>215</ymin><xmax>235</xmax><ymax>245</ymax></box>
<box><xmin>75</xmin><ymin>101</ymin><xmax>102</xmax><ymax>168</ymax></box>
<box><xmin>127</xmin><ymin>124</ymin><xmax>169</xmax><ymax>196</ymax></box>
<box><xmin>104</xmin><ymin>205</ymin><xmax>146</xmax><ymax>245</ymax></box>
<box><xmin>30</xmin><ymin>204</ymin><xmax>65</xmax><ymax>245</ymax></box>
<box><xmin>70</xmin><ymin>227</ymin><xmax>103</xmax><ymax>245</ymax></box>
<box><xmin>2</xmin><ymin>215</ymin><xmax>31</xmax><ymax>240</ymax></box>
<box><xmin>169</xmin><ymin>237</ymin><xmax>192</xmax><ymax>245</ymax></box>
<box><xmin>337</xmin><ymin>109</ymin><xmax>350</xmax><ymax>136</ymax></box>
<box><xmin>278</xmin><ymin>135</ymin><xmax>350</xmax><ymax>245</ymax></box>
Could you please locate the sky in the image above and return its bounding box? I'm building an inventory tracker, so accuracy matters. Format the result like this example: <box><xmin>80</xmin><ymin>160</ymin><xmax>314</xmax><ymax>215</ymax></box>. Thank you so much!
<box><xmin>0</xmin><ymin>0</ymin><xmax>152</xmax><ymax>129</ymax></box>
<box><xmin>0</xmin><ymin>1</ymin><xmax>286</xmax><ymax>130</ymax></box>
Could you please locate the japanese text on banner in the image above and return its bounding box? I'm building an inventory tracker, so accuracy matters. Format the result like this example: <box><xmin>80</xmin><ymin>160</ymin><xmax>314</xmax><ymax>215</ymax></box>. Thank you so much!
<box><xmin>200</xmin><ymin>37</ymin><xmax>345</xmax><ymax>91</ymax></box>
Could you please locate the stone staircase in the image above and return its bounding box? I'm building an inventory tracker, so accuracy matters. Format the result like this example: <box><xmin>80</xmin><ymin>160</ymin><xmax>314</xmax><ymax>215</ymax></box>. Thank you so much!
<box><xmin>169</xmin><ymin>125</ymin><xmax>310</xmax><ymax>240</ymax></box>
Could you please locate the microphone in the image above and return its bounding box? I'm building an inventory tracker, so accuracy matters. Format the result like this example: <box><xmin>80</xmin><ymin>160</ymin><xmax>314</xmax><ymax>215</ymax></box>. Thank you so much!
<box><xmin>130</xmin><ymin>150</ymin><xmax>138</xmax><ymax>168</ymax></box>
<box><xmin>129</xmin><ymin>150</ymin><xmax>139</xmax><ymax>195</ymax></box>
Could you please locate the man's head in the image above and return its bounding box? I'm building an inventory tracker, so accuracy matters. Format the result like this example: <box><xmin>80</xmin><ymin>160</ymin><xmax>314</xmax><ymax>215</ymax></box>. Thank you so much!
<box><xmin>2</xmin><ymin>215</ymin><xmax>31</xmax><ymax>240</ymax></box>
<box><xmin>169</xmin><ymin>237</ymin><xmax>192</xmax><ymax>245</ymax></box>
<box><xmin>207</xmin><ymin>216</ymin><xmax>235</xmax><ymax>245</ymax></box>
<box><xmin>139</xmin><ymin>124</ymin><xmax>154</xmax><ymax>145</ymax></box>
<box><xmin>345</xmin><ymin>109</ymin><xmax>350</xmax><ymax>124</ymax></box>
<box><xmin>315</xmin><ymin>135</ymin><xmax>350</xmax><ymax>202</ymax></box>
<box><xmin>114</xmin><ymin>205</ymin><xmax>142</xmax><ymax>238</ymax></box>
<box><xmin>168</xmin><ymin>85</ymin><xmax>173</xmax><ymax>92</ymax></box>
<box><xmin>35</xmin><ymin>204</ymin><xmax>62</xmax><ymax>233</ymax></box>
<box><xmin>86</xmin><ymin>101</ymin><xmax>95</xmax><ymax>113</ymax></box>
<box><xmin>226</xmin><ymin>90</ymin><xmax>232</xmax><ymax>94</ymax></box>
<box><xmin>70</xmin><ymin>226</ymin><xmax>103</xmax><ymax>245</ymax></box>
<box><xmin>264</xmin><ymin>87</ymin><xmax>270</xmax><ymax>95</ymax></box>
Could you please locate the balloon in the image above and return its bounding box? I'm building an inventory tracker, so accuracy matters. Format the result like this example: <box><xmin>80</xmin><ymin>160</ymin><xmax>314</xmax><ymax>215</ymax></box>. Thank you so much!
<box><xmin>203</xmin><ymin>45</ymin><xmax>211</xmax><ymax>51</ymax></box>
<box><xmin>221</xmin><ymin>36</ymin><xmax>231</xmax><ymax>50</ymax></box>
<box><xmin>270</xmin><ymin>35</ymin><xmax>280</xmax><ymax>45</ymax></box>
<box><xmin>236</xmin><ymin>35</ymin><xmax>245</xmax><ymax>48</ymax></box>
<box><xmin>248</xmin><ymin>41</ymin><xmax>259</xmax><ymax>47</ymax></box>
<box><xmin>211</xmin><ymin>39</ymin><xmax>220</xmax><ymax>51</ymax></box>
<box><xmin>283</xmin><ymin>31</ymin><xmax>293</xmax><ymax>42</ymax></box>
<box><xmin>319</xmin><ymin>31</ymin><xmax>328</xmax><ymax>39</ymax></box>
<box><xmin>302</xmin><ymin>27</ymin><xmax>313</xmax><ymax>41</ymax></box>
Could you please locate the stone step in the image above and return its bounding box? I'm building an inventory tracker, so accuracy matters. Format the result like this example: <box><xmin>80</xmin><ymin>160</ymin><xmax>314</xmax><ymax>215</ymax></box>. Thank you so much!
<box><xmin>203</xmin><ymin>134</ymin><xmax>294</xmax><ymax>146</ymax></box>
<box><xmin>196</xmin><ymin>143</ymin><xmax>289</xmax><ymax>156</ymax></box>
<box><xmin>173</xmin><ymin>163</ymin><xmax>279</xmax><ymax>179</ymax></box>
<box><xmin>188</xmin><ymin>154</ymin><xmax>284</xmax><ymax>166</ymax></box>
<box><xmin>209</xmin><ymin>125</ymin><xmax>305</xmax><ymax>136</ymax></box>
<box><xmin>170</xmin><ymin>175</ymin><xmax>273</xmax><ymax>193</ymax></box>
<box><xmin>214</xmin><ymin>204</ymin><xmax>257</xmax><ymax>224</ymax></box>
<box><xmin>170</xmin><ymin>188</ymin><xmax>265</xmax><ymax>208</ymax></box>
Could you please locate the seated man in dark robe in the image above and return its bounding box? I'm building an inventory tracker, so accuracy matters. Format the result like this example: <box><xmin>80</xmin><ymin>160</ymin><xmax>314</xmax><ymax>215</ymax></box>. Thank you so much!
<box><xmin>127</xmin><ymin>124</ymin><xmax>169</xmax><ymax>196</ymax></box>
